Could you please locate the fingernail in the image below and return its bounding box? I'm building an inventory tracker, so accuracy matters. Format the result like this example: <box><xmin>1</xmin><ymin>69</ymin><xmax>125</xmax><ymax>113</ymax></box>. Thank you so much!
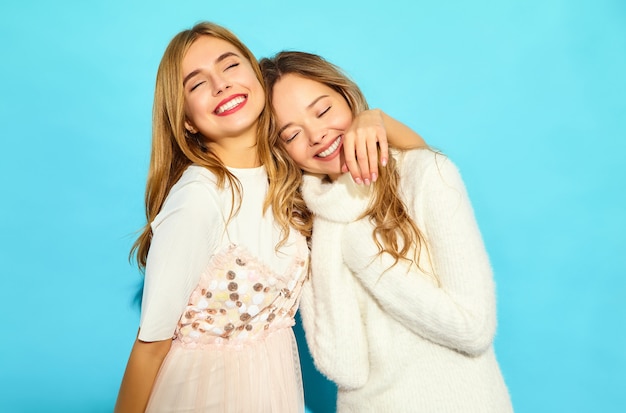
<box><xmin>355</xmin><ymin>177</ymin><xmax>363</xmax><ymax>185</ymax></box>
<box><xmin>382</xmin><ymin>158</ymin><xmax>388</xmax><ymax>167</ymax></box>
<box><xmin>371</xmin><ymin>173</ymin><xmax>377</xmax><ymax>182</ymax></box>
<box><xmin>364</xmin><ymin>178</ymin><xmax>370</xmax><ymax>185</ymax></box>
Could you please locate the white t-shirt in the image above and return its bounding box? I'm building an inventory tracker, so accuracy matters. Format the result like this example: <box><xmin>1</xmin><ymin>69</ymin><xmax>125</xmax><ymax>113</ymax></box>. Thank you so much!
<box><xmin>138</xmin><ymin>164</ymin><xmax>299</xmax><ymax>342</ymax></box>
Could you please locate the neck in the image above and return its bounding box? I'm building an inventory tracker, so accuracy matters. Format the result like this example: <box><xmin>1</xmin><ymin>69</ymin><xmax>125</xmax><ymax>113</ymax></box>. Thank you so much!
<box><xmin>208</xmin><ymin>128</ymin><xmax>262</xmax><ymax>168</ymax></box>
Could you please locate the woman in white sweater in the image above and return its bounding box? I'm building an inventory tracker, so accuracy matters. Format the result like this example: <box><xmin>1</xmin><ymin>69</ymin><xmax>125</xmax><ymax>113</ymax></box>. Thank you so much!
<box><xmin>261</xmin><ymin>52</ymin><xmax>513</xmax><ymax>412</ymax></box>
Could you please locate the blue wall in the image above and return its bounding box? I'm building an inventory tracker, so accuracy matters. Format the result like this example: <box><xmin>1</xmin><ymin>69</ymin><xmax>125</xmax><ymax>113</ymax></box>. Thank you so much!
<box><xmin>1</xmin><ymin>1</ymin><xmax>624</xmax><ymax>412</ymax></box>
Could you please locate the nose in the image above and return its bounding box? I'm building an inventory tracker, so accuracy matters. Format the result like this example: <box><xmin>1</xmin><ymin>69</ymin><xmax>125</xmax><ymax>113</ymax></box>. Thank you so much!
<box><xmin>306</xmin><ymin>121</ymin><xmax>327</xmax><ymax>146</ymax></box>
<box><xmin>212</xmin><ymin>74</ymin><xmax>231</xmax><ymax>97</ymax></box>
<box><xmin>308</xmin><ymin>130</ymin><xmax>327</xmax><ymax>146</ymax></box>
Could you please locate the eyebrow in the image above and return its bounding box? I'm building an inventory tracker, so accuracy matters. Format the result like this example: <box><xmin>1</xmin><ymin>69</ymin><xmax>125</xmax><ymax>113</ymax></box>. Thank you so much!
<box><xmin>276</xmin><ymin>94</ymin><xmax>329</xmax><ymax>137</ymax></box>
<box><xmin>182</xmin><ymin>51</ymin><xmax>240</xmax><ymax>87</ymax></box>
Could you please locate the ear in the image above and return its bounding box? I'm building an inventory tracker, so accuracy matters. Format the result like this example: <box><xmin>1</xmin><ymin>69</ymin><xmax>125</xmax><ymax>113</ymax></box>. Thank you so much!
<box><xmin>184</xmin><ymin>119</ymin><xmax>198</xmax><ymax>134</ymax></box>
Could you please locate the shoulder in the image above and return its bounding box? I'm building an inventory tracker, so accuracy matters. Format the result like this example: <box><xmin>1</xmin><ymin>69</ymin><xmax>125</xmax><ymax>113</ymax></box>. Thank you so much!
<box><xmin>177</xmin><ymin>164</ymin><xmax>220</xmax><ymax>188</ymax></box>
<box><xmin>392</xmin><ymin>149</ymin><xmax>471</xmax><ymax>207</ymax></box>
<box><xmin>393</xmin><ymin>147</ymin><xmax>451</xmax><ymax>169</ymax></box>
<box><xmin>394</xmin><ymin>148</ymin><xmax>458</xmax><ymax>181</ymax></box>
<box><xmin>168</xmin><ymin>165</ymin><xmax>220</xmax><ymax>201</ymax></box>
<box><xmin>153</xmin><ymin>166</ymin><xmax>222</xmax><ymax>227</ymax></box>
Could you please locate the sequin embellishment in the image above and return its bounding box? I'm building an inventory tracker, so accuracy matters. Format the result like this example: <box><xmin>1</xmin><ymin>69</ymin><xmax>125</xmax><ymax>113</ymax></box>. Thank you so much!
<box><xmin>175</xmin><ymin>244</ymin><xmax>308</xmax><ymax>345</ymax></box>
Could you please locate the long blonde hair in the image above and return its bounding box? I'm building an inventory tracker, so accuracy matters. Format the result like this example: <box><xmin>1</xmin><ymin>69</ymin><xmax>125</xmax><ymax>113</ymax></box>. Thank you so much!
<box><xmin>260</xmin><ymin>51</ymin><xmax>427</xmax><ymax>269</ymax></box>
<box><xmin>132</xmin><ymin>22</ymin><xmax>293</xmax><ymax>271</ymax></box>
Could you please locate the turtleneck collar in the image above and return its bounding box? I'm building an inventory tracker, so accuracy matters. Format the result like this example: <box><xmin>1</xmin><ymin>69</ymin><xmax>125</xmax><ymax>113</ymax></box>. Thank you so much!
<box><xmin>301</xmin><ymin>173</ymin><xmax>372</xmax><ymax>223</ymax></box>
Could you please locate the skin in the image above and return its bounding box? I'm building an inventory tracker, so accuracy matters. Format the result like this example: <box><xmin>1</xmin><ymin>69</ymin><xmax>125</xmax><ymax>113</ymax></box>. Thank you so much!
<box><xmin>114</xmin><ymin>36</ymin><xmax>267</xmax><ymax>413</ymax></box>
<box><xmin>183</xmin><ymin>36</ymin><xmax>266</xmax><ymax>168</ymax></box>
<box><xmin>341</xmin><ymin>109</ymin><xmax>389</xmax><ymax>184</ymax></box>
<box><xmin>273</xmin><ymin>74</ymin><xmax>352</xmax><ymax>180</ymax></box>
<box><xmin>114</xmin><ymin>331</ymin><xmax>171</xmax><ymax>412</ymax></box>
<box><xmin>272</xmin><ymin>73</ymin><xmax>425</xmax><ymax>182</ymax></box>
<box><xmin>114</xmin><ymin>37</ymin><xmax>394</xmax><ymax>413</ymax></box>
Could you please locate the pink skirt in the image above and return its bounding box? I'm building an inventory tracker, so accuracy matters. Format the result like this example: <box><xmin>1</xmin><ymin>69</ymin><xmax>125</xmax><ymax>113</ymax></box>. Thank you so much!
<box><xmin>146</xmin><ymin>327</ymin><xmax>304</xmax><ymax>413</ymax></box>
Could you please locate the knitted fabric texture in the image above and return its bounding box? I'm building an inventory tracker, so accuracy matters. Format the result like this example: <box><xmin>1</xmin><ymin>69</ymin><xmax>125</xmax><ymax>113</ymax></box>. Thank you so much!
<box><xmin>299</xmin><ymin>149</ymin><xmax>513</xmax><ymax>413</ymax></box>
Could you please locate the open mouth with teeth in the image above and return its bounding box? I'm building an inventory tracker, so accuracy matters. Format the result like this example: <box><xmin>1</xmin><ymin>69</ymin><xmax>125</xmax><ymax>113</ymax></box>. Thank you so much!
<box><xmin>316</xmin><ymin>136</ymin><xmax>343</xmax><ymax>158</ymax></box>
<box><xmin>214</xmin><ymin>95</ymin><xmax>247</xmax><ymax>115</ymax></box>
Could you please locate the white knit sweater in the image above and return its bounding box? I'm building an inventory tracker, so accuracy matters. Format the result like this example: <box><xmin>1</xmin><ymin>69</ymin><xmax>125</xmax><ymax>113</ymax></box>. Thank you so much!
<box><xmin>299</xmin><ymin>149</ymin><xmax>513</xmax><ymax>412</ymax></box>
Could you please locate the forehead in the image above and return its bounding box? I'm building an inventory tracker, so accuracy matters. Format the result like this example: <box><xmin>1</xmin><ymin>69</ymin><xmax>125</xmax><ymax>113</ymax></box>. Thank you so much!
<box><xmin>273</xmin><ymin>74</ymin><xmax>334</xmax><ymax>106</ymax></box>
<box><xmin>275</xmin><ymin>74</ymin><xmax>326</xmax><ymax>93</ymax></box>
<box><xmin>182</xmin><ymin>36</ymin><xmax>243</xmax><ymax>70</ymax></box>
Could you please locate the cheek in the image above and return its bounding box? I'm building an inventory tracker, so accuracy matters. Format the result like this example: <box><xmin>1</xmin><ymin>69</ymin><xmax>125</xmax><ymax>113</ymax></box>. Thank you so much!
<box><xmin>243</xmin><ymin>71</ymin><xmax>263</xmax><ymax>92</ymax></box>
<box><xmin>329</xmin><ymin>106</ymin><xmax>353</xmax><ymax>131</ymax></box>
<box><xmin>284</xmin><ymin>143</ymin><xmax>305</xmax><ymax>163</ymax></box>
<box><xmin>182</xmin><ymin>102</ymin><xmax>195</xmax><ymax>123</ymax></box>
<box><xmin>184</xmin><ymin>96</ymin><xmax>204</xmax><ymax>119</ymax></box>
<box><xmin>340</xmin><ymin>110</ymin><xmax>354</xmax><ymax>130</ymax></box>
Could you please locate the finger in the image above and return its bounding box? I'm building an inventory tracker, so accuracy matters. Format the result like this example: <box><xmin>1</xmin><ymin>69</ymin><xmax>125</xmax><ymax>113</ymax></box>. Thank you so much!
<box><xmin>367</xmin><ymin>135</ymin><xmax>380</xmax><ymax>182</ymax></box>
<box><xmin>355</xmin><ymin>135</ymin><xmax>371</xmax><ymax>185</ymax></box>
<box><xmin>378</xmin><ymin>128</ymin><xmax>389</xmax><ymax>168</ymax></box>
<box><xmin>342</xmin><ymin>133</ymin><xmax>363</xmax><ymax>184</ymax></box>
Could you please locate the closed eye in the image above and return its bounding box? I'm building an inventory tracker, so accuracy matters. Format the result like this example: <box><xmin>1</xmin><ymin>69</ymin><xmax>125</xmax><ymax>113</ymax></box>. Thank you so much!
<box><xmin>285</xmin><ymin>131</ymin><xmax>300</xmax><ymax>144</ymax></box>
<box><xmin>318</xmin><ymin>106</ymin><xmax>331</xmax><ymax>117</ymax></box>
<box><xmin>225</xmin><ymin>62</ymin><xmax>240</xmax><ymax>71</ymax></box>
<box><xmin>190</xmin><ymin>81</ymin><xmax>206</xmax><ymax>91</ymax></box>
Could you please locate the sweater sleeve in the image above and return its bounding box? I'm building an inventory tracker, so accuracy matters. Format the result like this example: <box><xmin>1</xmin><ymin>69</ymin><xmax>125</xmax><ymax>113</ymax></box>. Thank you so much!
<box><xmin>298</xmin><ymin>222</ymin><xmax>370</xmax><ymax>389</ymax></box>
<box><xmin>138</xmin><ymin>178</ymin><xmax>221</xmax><ymax>342</ymax></box>
<box><xmin>341</xmin><ymin>154</ymin><xmax>497</xmax><ymax>356</ymax></box>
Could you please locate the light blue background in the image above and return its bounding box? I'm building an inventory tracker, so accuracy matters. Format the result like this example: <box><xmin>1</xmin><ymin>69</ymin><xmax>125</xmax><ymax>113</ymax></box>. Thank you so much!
<box><xmin>1</xmin><ymin>1</ymin><xmax>624</xmax><ymax>412</ymax></box>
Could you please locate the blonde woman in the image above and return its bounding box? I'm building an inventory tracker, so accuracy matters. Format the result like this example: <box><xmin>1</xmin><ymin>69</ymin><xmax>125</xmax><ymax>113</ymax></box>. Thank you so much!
<box><xmin>261</xmin><ymin>51</ymin><xmax>513</xmax><ymax>412</ymax></box>
<box><xmin>114</xmin><ymin>22</ymin><xmax>425</xmax><ymax>412</ymax></box>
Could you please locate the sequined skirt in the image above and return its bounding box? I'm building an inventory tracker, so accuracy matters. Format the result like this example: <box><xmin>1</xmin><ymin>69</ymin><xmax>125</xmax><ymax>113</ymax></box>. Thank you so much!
<box><xmin>145</xmin><ymin>327</ymin><xmax>304</xmax><ymax>413</ymax></box>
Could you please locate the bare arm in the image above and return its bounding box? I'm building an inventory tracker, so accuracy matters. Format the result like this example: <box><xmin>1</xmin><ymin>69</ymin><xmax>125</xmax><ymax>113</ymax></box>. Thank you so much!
<box><xmin>381</xmin><ymin>110</ymin><xmax>427</xmax><ymax>150</ymax></box>
<box><xmin>114</xmin><ymin>333</ymin><xmax>172</xmax><ymax>413</ymax></box>
<box><xmin>343</xmin><ymin>109</ymin><xmax>426</xmax><ymax>184</ymax></box>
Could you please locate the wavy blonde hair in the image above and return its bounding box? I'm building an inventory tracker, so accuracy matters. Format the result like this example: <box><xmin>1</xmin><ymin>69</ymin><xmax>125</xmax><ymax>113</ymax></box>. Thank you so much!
<box><xmin>260</xmin><ymin>51</ymin><xmax>427</xmax><ymax>270</ymax></box>
<box><xmin>132</xmin><ymin>22</ymin><xmax>306</xmax><ymax>271</ymax></box>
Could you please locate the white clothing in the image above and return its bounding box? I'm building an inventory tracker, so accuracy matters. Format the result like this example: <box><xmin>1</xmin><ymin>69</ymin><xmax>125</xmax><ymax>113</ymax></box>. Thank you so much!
<box><xmin>139</xmin><ymin>165</ymin><xmax>299</xmax><ymax>341</ymax></box>
<box><xmin>299</xmin><ymin>149</ymin><xmax>513</xmax><ymax>412</ymax></box>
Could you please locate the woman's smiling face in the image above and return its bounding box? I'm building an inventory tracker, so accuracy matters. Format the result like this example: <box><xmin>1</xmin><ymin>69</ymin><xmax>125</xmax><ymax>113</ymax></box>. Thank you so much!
<box><xmin>182</xmin><ymin>35</ymin><xmax>265</xmax><ymax>143</ymax></box>
<box><xmin>271</xmin><ymin>74</ymin><xmax>353</xmax><ymax>179</ymax></box>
